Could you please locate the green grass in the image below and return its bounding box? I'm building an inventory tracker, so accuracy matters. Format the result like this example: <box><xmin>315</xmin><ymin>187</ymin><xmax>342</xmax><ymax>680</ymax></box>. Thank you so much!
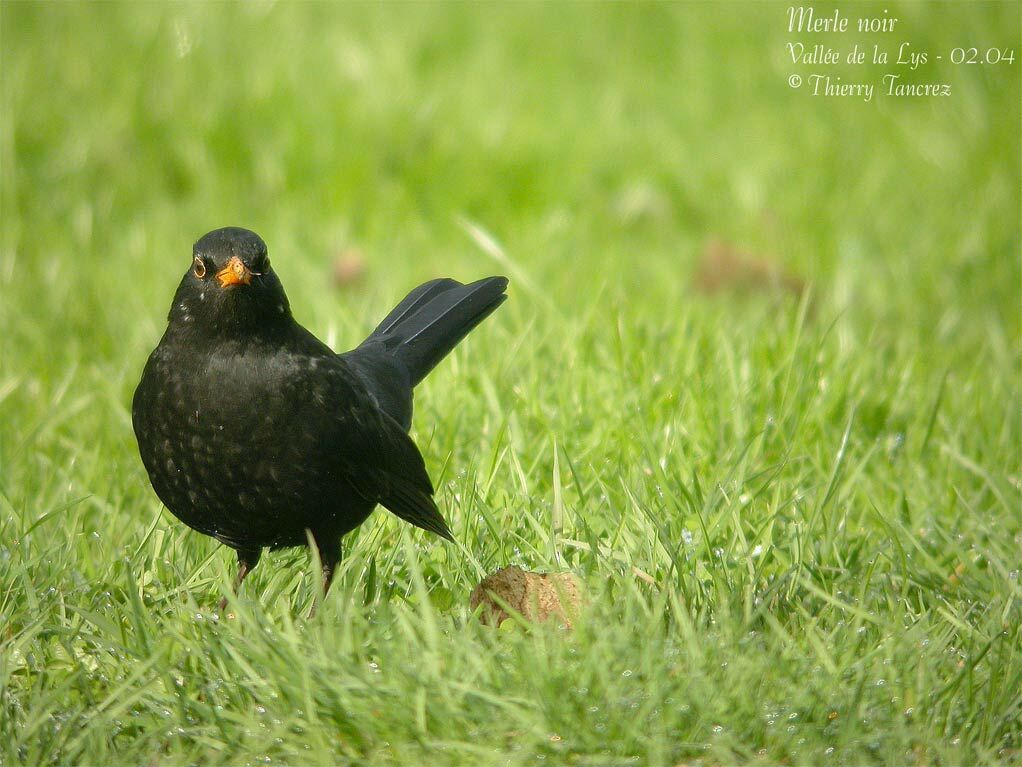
<box><xmin>1</xmin><ymin>2</ymin><xmax>1020</xmax><ymax>764</ymax></box>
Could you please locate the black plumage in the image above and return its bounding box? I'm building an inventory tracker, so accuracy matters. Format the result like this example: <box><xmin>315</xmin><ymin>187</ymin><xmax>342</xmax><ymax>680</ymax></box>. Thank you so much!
<box><xmin>131</xmin><ymin>227</ymin><xmax>507</xmax><ymax>605</ymax></box>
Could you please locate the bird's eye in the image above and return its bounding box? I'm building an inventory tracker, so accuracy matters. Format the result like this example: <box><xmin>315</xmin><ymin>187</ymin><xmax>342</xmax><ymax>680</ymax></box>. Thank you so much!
<box><xmin>193</xmin><ymin>258</ymin><xmax>206</xmax><ymax>278</ymax></box>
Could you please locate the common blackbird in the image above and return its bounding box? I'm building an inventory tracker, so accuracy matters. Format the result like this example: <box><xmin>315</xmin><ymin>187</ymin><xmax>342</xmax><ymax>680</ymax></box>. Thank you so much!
<box><xmin>132</xmin><ymin>227</ymin><xmax>507</xmax><ymax>606</ymax></box>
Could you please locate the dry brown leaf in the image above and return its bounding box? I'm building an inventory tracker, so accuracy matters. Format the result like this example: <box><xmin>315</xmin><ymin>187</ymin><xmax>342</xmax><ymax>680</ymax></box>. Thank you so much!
<box><xmin>693</xmin><ymin>239</ymin><xmax>805</xmax><ymax>298</ymax></box>
<box><xmin>470</xmin><ymin>566</ymin><xmax>583</xmax><ymax>629</ymax></box>
<box><xmin>332</xmin><ymin>248</ymin><xmax>367</xmax><ymax>288</ymax></box>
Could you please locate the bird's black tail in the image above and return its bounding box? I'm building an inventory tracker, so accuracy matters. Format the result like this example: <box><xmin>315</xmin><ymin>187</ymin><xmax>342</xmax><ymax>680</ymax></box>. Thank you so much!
<box><xmin>359</xmin><ymin>276</ymin><xmax>508</xmax><ymax>387</ymax></box>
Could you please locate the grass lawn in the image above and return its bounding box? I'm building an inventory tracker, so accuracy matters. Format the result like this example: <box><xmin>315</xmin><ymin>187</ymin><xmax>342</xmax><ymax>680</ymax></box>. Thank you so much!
<box><xmin>1</xmin><ymin>2</ymin><xmax>1019</xmax><ymax>764</ymax></box>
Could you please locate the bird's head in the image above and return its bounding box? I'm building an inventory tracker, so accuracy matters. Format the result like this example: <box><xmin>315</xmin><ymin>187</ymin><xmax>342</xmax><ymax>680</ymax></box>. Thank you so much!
<box><xmin>169</xmin><ymin>227</ymin><xmax>292</xmax><ymax>335</ymax></box>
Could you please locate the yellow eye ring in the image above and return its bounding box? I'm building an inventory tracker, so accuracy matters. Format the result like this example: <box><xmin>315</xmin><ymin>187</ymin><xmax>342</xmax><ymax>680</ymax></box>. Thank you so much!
<box><xmin>193</xmin><ymin>257</ymin><xmax>206</xmax><ymax>278</ymax></box>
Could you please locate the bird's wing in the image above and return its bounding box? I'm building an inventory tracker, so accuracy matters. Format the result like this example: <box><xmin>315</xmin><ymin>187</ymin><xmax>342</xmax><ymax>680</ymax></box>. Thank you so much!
<box><xmin>320</xmin><ymin>361</ymin><xmax>454</xmax><ymax>541</ymax></box>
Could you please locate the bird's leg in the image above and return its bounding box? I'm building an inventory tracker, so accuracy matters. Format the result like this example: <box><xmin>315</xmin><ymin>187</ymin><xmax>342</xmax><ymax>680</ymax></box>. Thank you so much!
<box><xmin>309</xmin><ymin>537</ymin><xmax>341</xmax><ymax>618</ymax></box>
<box><xmin>217</xmin><ymin>548</ymin><xmax>262</xmax><ymax>612</ymax></box>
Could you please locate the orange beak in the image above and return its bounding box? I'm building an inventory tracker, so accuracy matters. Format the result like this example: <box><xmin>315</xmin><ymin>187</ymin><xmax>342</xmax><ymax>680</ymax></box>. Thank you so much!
<box><xmin>216</xmin><ymin>256</ymin><xmax>253</xmax><ymax>288</ymax></box>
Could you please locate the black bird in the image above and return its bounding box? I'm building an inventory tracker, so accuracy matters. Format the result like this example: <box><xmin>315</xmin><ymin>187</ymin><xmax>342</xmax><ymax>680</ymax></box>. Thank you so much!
<box><xmin>132</xmin><ymin>227</ymin><xmax>507</xmax><ymax>607</ymax></box>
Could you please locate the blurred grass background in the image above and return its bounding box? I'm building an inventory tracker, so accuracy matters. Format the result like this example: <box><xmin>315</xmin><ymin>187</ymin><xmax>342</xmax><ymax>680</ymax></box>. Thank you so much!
<box><xmin>1</xmin><ymin>2</ymin><xmax>1019</xmax><ymax>765</ymax></box>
